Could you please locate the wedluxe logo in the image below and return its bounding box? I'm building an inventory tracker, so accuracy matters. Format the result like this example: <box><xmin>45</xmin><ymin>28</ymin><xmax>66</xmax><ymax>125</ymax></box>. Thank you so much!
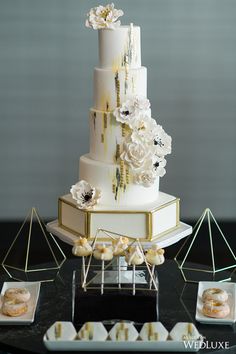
<box><xmin>183</xmin><ymin>336</ymin><xmax>230</xmax><ymax>350</ymax></box>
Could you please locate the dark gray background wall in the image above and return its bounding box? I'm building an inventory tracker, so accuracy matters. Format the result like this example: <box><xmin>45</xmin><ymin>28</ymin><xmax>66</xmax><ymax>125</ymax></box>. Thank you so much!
<box><xmin>0</xmin><ymin>0</ymin><xmax>236</xmax><ymax>220</ymax></box>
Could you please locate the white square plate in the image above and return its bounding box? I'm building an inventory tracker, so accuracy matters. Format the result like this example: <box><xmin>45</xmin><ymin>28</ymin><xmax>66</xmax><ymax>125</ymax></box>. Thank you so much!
<box><xmin>195</xmin><ymin>281</ymin><xmax>236</xmax><ymax>325</ymax></box>
<box><xmin>0</xmin><ymin>281</ymin><xmax>41</xmax><ymax>325</ymax></box>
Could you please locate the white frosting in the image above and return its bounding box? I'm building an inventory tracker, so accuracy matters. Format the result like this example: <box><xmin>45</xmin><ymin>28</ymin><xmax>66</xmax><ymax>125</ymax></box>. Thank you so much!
<box><xmin>109</xmin><ymin>323</ymin><xmax>139</xmax><ymax>341</ymax></box>
<box><xmin>78</xmin><ymin>322</ymin><xmax>108</xmax><ymax>341</ymax></box>
<box><xmin>140</xmin><ymin>322</ymin><xmax>169</xmax><ymax>341</ymax></box>
<box><xmin>79</xmin><ymin>154</ymin><xmax>159</xmax><ymax>207</ymax></box>
<box><xmin>98</xmin><ymin>26</ymin><xmax>141</xmax><ymax>69</ymax></box>
<box><xmin>46</xmin><ymin>322</ymin><xmax>77</xmax><ymax>341</ymax></box>
<box><xmin>93</xmin><ymin>66</ymin><xmax>147</xmax><ymax>111</ymax></box>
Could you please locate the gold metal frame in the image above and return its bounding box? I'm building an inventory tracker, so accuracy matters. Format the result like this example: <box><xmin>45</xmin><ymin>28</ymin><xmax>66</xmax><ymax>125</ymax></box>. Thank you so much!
<box><xmin>174</xmin><ymin>208</ymin><xmax>236</xmax><ymax>283</ymax></box>
<box><xmin>81</xmin><ymin>228</ymin><xmax>159</xmax><ymax>294</ymax></box>
<box><xmin>2</xmin><ymin>208</ymin><xmax>66</xmax><ymax>282</ymax></box>
<box><xmin>58</xmin><ymin>195</ymin><xmax>180</xmax><ymax>241</ymax></box>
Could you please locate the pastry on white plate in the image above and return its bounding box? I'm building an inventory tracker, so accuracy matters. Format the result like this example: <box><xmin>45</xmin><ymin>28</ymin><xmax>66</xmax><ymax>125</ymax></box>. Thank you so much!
<box><xmin>46</xmin><ymin>321</ymin><xmax>77</xmax><ymax>341</ymax></box>
<box><xmin>202</xmin><ymin>288</ymin><xmax>228</xmax><ymax>303</ymax></box>
<box><xmin>109</xmin><ymin>322</ymin><xmax>139</xmax><ymax>341</ymax></box>
<box><xmin>113</xmin><ymin>236</ymin><xmax>129</xmax><ymax>256</ymax></box>
<box><xmin>72</xmin><ymin>237</ymin><xmax>92</xmax><ymax>257</ymax></box>
<box><xmin>202</xmin><ymin>300</ymin><xmax>230</xmax><ymax>318</ymax></box>
<box><xmin>93</xmin><ymin>244</ymin><xmax>113</xmax><ymax>261</ymax></box>
<box><xmin>140</xmin><ymin>322</ymin><xmax>168</xmax><ymax>341</ymax></box>
<box><xmin>78</xmin><ymin>322</ymin><xmax>108</xmax><ymax>341</ymax></box>
<box><xmin>170</xmin><ymin>322</ymin><xmax>201</xmax><ymax>341</ymax></box>
<box><xmin>125</xmin><ymin>246</ymin><xmax>144</xmax><ymax>265</ymax></box>
<box><xmin>4</xmin><ymin>287</ymin><xmax>31</xmax><ymax>303</ymax></box>
<box><xmin>145</xmin><ymin>245</ymin><xmax>165</xmax><ymax>265</ymax></box>
<box><xmin>2</xmin><ymin>299</ymin><xmax>28</xmax><ymax>317</ymax></box>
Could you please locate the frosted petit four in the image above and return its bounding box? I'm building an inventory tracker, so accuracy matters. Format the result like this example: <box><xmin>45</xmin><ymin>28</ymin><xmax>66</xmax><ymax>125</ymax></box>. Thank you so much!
<box><xmin>46</xmin><ymin>321</ymin><xmax>77</xmax><ymax>341</ymax></box>
<box><xmin>125</xmin><ymin>246</ymin><xmax>144</xmax><ymax>265</ymax></box>
<box><xmin>78</xmin><ymin>322</ymin><xmax>108</xmax><ymax>341</ymax></box>
<box><xmin>2</xmin><ymin>299</ymin><xmax>28</xmax><ymax>317</ymax></box>
<box><xmin>170</xmin><ymin>322</ymin><xmax>201</xmax><ymax>341</ymax></box>
<box><xmin>202</xmin><ymin>288</ymin><xmax>228</xmax><ymax>303</ymax></box>
<box><xmin>113</xmin><ymin>236</ymin><xmax>129</xmax><ymax>256</ymax></box>
<box><xmin>109</xmin><ymin>322</ymin><xmax>139</xmax><ymax>341</ymax></box>
<box><xmin>72</xmin><ymin>237</ymin><xmax>92</xmax><ymax>257</ymax></box>
<box><xmin>93</xmin><ymin>244</ymin><xmax>113</xmax><ymax>261</ymax></box>
<box><xmin>139</xmin><ymin>322</ymin><xmax>168</xmax><ymax>341</ymax></box>
<box><xmin>4</xmin><ymin>287</ymin><xmax>31</xmax><ymax>303</ymax></box>
<box><xmin>202</xmin><ymin>300</ymin><xmax>230</xmax><ymax>318</ymax></box>
<box><xmin>145</xmin><ymin>245</ymin><xmax>165</xmax><ymax>265</ymax></box>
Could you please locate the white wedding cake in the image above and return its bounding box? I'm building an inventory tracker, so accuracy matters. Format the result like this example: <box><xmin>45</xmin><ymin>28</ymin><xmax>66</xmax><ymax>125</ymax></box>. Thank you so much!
<box><xmin>48</xmin><ymin>4</ymin><xmax>192</xmax><ymax>244</ymax></box>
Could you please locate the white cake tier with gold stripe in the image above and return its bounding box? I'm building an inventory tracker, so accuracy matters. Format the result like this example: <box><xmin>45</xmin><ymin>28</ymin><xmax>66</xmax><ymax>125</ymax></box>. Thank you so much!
<box><xmin>79</xmin><ymin>154</ymin><xmax>159</xmax><ymax>207</ymax></box>
<box><xmin>93</xmin><ymin>66</ymin><xmax>147</xmax><ymax>111</ymax></box>
<box><xmin>98</xmin><ymin>26</ymin><xmax>141</xmax><ymax>69</ymax></box>
<box><xmin>89</xmin><ymin>108</ymin><xmax>152</xmax><ymax>163</ymax></box>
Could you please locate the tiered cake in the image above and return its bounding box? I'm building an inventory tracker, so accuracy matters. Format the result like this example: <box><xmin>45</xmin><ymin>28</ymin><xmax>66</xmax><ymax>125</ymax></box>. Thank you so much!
<box><xmin>48</xmin><ymin>4</ymin><xmax>191</xmax><ymax>245</ymax></box>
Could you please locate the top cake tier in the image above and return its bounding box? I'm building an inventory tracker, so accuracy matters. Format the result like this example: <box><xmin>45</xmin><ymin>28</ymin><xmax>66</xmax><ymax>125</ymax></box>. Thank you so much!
<box><xmin>98</xmin><ymin>25</ymin><xmax>141</xmax><ymax>69</ymax></box>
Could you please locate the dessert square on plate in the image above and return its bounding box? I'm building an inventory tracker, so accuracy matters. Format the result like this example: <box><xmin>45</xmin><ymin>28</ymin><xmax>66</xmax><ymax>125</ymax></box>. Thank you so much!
<box><xmin>0</xmin><ymin>281</ymin><xmax>40</xmax><ymax>325</ymax></box>
<box><xmin>195</xmin><ymin>281</ymin><xmax>236</xmax><ymax>325</ymax></box>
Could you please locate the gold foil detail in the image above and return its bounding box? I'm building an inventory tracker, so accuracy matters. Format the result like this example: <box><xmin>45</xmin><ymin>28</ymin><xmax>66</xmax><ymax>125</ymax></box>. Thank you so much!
<box><xmin>115</xmin><ymin>71</ymin><xmax>120</xmax><ymax>107</ymax></box>
<box><xmin>103</xmin><ymin>113</ymin><xmax>107</xmax><ymax>129</ymax></box>
<box><xmin>122</xmin><ymin>123</ymin><xmax>126</xmax><ymax>137</ymax></box>
<box><xmin>115</xmin><ymin>143</ymin><xmax>120</xmax><ymax>161</ymax></box>
<box><xmin>126</xmin><ymin>168</ymin><xmax>130</xmax><ymax>184</ymax></box>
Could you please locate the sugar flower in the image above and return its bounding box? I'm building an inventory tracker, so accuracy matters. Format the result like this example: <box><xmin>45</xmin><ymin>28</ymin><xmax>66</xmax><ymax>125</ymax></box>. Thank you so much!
<box><xmin>70</xmin><ymin>180</ymin><xmax>101</xmax><ymax>209</ymax></box>
<box><xmin>85</xmin><ymin>3</ymin><xmax>124</xmax><ymax>30</ymax></box>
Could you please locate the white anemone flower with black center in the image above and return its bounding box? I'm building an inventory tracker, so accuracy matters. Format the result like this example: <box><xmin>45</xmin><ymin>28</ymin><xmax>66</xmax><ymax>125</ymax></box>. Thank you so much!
<box><xmin>85</xmin><ymin>3</ymin><xmax>124</xmax><ymax>30</ymax></box>
<box><xmin>70</xmin><ymin>180</ymin><xmax>101</xmax><ymax>209</ymax></box>
<box><xmin>151</xmin><ymin>125</ymin><xmax>172</xmax><ymax>156</ymax></box>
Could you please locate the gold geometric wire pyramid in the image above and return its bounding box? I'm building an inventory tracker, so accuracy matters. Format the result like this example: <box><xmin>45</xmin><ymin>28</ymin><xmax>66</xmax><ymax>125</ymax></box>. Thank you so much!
<box><xmin>175</xmin><ymin>208</ymin><xmax>236</xmax><ymax>283</ymax></box>
<box><xmin>2</xmin><ymin>208</ymin><xmax>66</xmax><ymax>282</ymax></box>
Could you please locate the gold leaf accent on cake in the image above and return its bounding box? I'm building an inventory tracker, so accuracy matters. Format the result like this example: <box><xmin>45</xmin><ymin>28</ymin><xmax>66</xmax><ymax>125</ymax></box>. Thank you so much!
<box><xmin>103</xmin><ymin>113</ymin><xmax>108</xmax><ymax>129</ymax></box>
<box><xmin>112</xmin><ymin>184</ymin><xmax>116</xmax><ymax>194</ymax></box>
<box><xmin>125</xmin><ymin>168</ymin><xmax>130</xmax><ymax>184</ymax></box>
<box><xmin>115</xmin><ymin>71</ymin><xmax>120</xmax><ymax>107</ymax></box>
<box><xmin>122</xmin><ymin>123</ymin><xmax>126</xmax><ymax>137</ymax></box>
<box><xmin>120</xmin><ymin>160</ymin><xmax>125</xmax><ymax>188</ymax></box>
<box><xmin>115</xmin><ymin>143</ymin><xmax>121</xmax><ymax>161</ymax></box>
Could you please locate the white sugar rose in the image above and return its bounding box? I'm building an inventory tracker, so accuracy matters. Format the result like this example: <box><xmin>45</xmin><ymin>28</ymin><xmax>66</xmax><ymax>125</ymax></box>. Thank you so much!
<box><xmin>134</xmin><ymin>169</ymin><xmax>157</xmax><ymax>187</ymax></box>
<box><xmin>151</xmin><ymin>125</ymin><xmax>172</xmax><ymax>156</ymax></box>
<box><xmin>131</xmin><ymin>115</ymin><xmax>157</xmax><ymax>144</ymax></box>
<box><xmin>70</xmin><ymin>180</ymin><xmax>101</xmax><ymax>210</ymax></box>
<box><xmin>113</xmin><ymin>99</ymin><xmax>137</xmax><ymax>127</ymax></box>
<box><xmin>120</xmin><ymin>140</ymin><xmax>150</xmax><ymax>170</ymax></box>
<box><xmin>85</xmin><ymin>3</ymin><xmax>124</xmax><ymax>30</ymax></box>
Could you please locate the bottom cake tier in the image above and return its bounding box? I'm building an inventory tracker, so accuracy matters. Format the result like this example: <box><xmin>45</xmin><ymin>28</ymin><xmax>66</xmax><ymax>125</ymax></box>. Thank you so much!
<box><xmin>57</xmin><ymin>192</ymin><xmax>180</xmax><ymax>242</ymax></box>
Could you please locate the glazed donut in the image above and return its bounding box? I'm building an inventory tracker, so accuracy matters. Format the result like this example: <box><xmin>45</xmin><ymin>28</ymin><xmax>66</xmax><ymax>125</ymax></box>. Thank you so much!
<box><xmin>4</xmin><ymin>287</ymin><xmax>31</xmax><ymax>303</ymax></box>
<box><xmin>202</xmin><ymin>300</ymin><xmax>230</xmax><ymax>318</ymax></box>
<box><xmin>202</xmin><ymin>288</ymin><xmax>228</xmax><ymax>303</ymax></box>
<box><xmin>2</xmin><ymin>299</ymin><xmax>28</xmax><ymax>317</ymax></box>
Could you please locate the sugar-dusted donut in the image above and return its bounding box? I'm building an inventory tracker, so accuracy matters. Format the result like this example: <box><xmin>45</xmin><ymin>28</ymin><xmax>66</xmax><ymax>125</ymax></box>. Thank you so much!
<box><xmin>4</xmin><ymin>287</ymin><xmax>31</xmax><ymax>303</ymax></box>
<box><xmin>202</xmin><ymin>300</ymin><xmax>230</xmax><ymax>319</ymax></box>
<box><xmin>2</xmin><ymin>299</ymin><xmax>28</xmax><ymax>317</ymax></box>
<box><xmin>202</xmin><ymin>288</ymin><xmax>228</xmax><ymax>303</ymax></box>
